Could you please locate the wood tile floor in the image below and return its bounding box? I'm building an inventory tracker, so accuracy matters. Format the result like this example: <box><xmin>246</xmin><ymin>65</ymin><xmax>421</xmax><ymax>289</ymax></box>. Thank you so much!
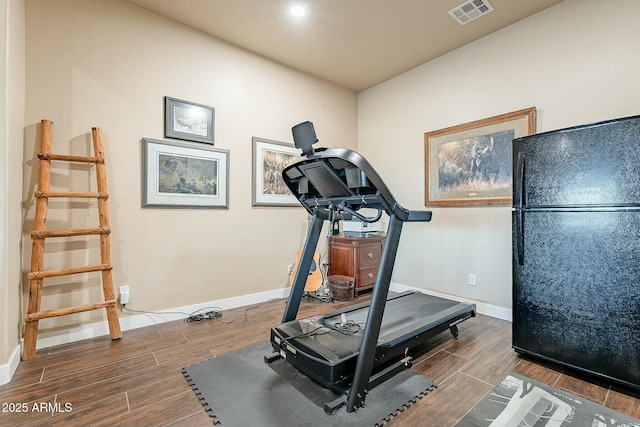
<box><xmin>1</xmin><ymin>295</ymin><xmax>639</xmax><ymax>426</ymax></box>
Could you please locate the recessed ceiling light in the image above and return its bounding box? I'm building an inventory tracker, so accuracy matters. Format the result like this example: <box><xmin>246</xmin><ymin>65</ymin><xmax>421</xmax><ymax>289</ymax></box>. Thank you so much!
<box><xmin>290</xmin><ymin>5</ymin><xmax>306</xmax><ymax>17</ymax></box>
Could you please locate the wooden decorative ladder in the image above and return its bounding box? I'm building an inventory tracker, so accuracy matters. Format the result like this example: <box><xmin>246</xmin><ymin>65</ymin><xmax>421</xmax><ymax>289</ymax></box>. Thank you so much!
<box><xmin>23</xmin><ymin>119</ymin><xmax>122</xmax><ymax>360</ymax></box>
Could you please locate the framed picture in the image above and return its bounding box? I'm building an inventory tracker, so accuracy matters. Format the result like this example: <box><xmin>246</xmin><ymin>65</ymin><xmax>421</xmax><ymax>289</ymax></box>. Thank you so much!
<box><xmin>164</xmin><ymin>97</ymin><xmax>215</xmax><ymax>144</ymax></box>
<box><xmin>252</xmin><ymin>137</ymin><xmax>301</xmax><ymax>207</ymax></box>
<box><xmin>142</xmin><ymin>138</ymin><xmax>229</xmax><ymax>208</ymax></box>
<box><xmin>424</xmin><ymin>107</ymin><xmax>537</xmax><ymax>206</ymax></box>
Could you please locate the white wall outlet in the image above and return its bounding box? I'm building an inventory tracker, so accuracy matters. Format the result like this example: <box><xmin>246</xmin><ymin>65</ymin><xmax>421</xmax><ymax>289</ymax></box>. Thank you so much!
<box><xmin>119</xmin><ymin>285</ymin><xmax>130</xmax><ymax>304</ymax></box>
<box><xmin>468</xmin><ymin>274</ymin><xmax>476</xmax><ymax>286</ymax></box>
<box><xmin>288</xmin><ymin>264</ymin><xmax>294</xmax><ymax>274</ymax></box>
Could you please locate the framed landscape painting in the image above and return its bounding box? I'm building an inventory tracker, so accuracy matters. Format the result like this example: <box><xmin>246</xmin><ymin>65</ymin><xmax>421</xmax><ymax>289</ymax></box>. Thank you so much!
<box><xmin>142</xmin><ymin>138</ymin><xmax>228</xmax><ymax>208</ymax></box>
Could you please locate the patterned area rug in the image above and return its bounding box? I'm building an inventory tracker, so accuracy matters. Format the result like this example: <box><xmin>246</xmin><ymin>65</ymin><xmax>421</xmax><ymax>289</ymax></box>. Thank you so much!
<box><xmin>183</xmin><ymin>341</ymin><xmax>436</xmax><ymax>426</ymax></box>
<box><xmin>456</xmin><ymin>373</ymin><xmax>640</xmax><ymax>427</ymax></box>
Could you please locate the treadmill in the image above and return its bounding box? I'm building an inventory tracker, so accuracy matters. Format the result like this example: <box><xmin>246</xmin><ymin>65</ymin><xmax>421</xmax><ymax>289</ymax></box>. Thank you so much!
<box><xmin>267</xmin><ymin>121</ymin><xmax>476</xmax><ymax>414</ymax></box>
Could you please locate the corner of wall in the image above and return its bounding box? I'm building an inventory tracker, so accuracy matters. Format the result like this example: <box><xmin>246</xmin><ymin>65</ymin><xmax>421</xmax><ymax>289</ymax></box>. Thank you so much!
<box><xmin>0</xmin><ymin>0</ymin><xmax>27</xmax><ymax>383</ymax></box>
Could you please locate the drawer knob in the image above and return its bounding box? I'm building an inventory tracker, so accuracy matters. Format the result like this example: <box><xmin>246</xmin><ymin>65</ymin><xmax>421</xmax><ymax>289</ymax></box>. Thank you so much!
<box><xmin>368</xmin><ymin>273</ymin><xmax>374</xmax><ymax>279</ymax></box>
<box><xmin>367</xmin><ymin>252</ymin><xmax>374</xmax><ymax>258</ymax></box>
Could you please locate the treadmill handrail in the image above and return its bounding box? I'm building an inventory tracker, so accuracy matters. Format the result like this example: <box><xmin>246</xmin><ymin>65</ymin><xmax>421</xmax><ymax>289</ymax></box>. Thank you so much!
<box><xmin>406</xmin><ymin>210</ymin><xmax>432</xmax><ymax>222</ymax></box>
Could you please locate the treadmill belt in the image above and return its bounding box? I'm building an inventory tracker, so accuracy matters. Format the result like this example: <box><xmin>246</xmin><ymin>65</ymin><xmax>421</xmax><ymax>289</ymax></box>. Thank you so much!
<box><xmin>323</xmin><ymin>292</ymin><xmax>472</xmax><ymax>346</ymax></box>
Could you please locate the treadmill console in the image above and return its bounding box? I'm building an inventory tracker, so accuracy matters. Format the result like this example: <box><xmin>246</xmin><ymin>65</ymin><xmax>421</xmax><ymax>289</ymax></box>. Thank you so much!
<box><xmin>282</xmin><ymin>148</ymin><xmax>430</xmax><ymax>223</ymax></box>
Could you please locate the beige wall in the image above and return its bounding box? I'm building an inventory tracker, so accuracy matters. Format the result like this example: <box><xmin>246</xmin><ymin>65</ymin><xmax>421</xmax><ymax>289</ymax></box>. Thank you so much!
<box><xmin>20</xmin><ymin>0</ymin><xmax>357</xmax><ymax>338</ymax></box>
<box><xmin>4</xmin><ymin>0</ymin><xmax>639</xmax><ymax>373</ymax></box>
<box><xmin>358</xmin><ymin>0</ymin><xmax>640</xmax><ymax>310</ymax></box>
<box><xmin>0</xmin><ymin>0</ymin><xmax>25</xmax><ymax>380</ymax></box>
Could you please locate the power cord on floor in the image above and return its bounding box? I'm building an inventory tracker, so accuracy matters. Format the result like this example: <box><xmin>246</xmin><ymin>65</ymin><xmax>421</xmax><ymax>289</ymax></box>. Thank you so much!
<box><xmin>120</xmin><ymin>303</ymin><xmax>224</xmax><ymax>323</ymax></box>
<box><xmin>185</xmin><ymin>310</ymin><xmax>222</xmax><ymax>322</ymax></box>
<box><xmin>119</xmin><ymin>297</ymin><xmax>285</xmax><ymax>325</ymax></box>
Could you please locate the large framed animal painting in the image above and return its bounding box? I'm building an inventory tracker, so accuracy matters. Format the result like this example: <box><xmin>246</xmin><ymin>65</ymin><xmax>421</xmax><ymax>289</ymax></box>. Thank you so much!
<box><xmin>424</xmin><ymin>107</ymin><xmax>536</xmax><ymax>206</ymax></box>
<box><xmin>252</xmin><ymin>137</ymin><xmax>301</xmax><ymax>207</ymax></box>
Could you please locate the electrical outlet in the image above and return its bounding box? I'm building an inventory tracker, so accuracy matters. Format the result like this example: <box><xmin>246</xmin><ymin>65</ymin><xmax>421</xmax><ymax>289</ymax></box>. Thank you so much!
<box><xmin>119</xmin><ymin>285</ymin><xmax>130</xmax><ymax>304</ymax></box>
<box><xmin>468</xmin><ymin>274</ymin><xmax>476</xmax><ymax>286</ymax></box>
<box><xmin>288</xmin><ymin>264</ymin><xmax>294</xmax><ymax>274</ymax></box>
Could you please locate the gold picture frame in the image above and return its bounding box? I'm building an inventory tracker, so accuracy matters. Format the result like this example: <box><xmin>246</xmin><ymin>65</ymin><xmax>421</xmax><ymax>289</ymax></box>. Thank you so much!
<box><xmin>424</xmin><ymin>107</ymin><xmax>537</xmax><ymax>206</ymax></box>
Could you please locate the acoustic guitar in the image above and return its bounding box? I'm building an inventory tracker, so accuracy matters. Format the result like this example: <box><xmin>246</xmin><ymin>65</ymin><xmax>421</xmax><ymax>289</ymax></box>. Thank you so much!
<box><xmin>290</xmin><ymin>250</ymin><xmax>323</xmax><ymax>292</ymax></box>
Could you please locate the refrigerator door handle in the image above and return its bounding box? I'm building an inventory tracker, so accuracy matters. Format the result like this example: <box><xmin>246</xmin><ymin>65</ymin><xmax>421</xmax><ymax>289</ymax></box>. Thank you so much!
<box><xmin>514</xmin><ymin>151</ymin><xmax>525</xmax><ymax>209</ymax></box>
<box><xmin>515</xmin><ymin>151</ymin><xmax>525</xmax><ymax>265</ymax></box>
<box><xmin>515</xmin><ymin>210</ymin><xmax>524</xmax><ymax>265</ymax></box>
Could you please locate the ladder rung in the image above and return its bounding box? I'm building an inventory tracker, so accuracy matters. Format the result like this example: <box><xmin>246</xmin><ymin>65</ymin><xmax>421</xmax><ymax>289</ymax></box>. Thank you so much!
<box><xmin>38</xmin><ymin>153</ymin><xmax>102</xmax><ymax>164</ymax></box>
<box><xmin>28</xmin><ymin>264</ymin><xmax>113</xmax><ymax>280</ymax></box>
<box><xmin>34</xmin><ymin>190</ymin><xmax>108</xmax><ymax>199</ymax></box>
<box><xmin>25</xmin><ymin>300</ymin><xmax>117</xmax><ymax>322</ymax></box>
<box><xmin>31</xmin><ymin>227</ymin><xmax>111</xmax><ymax>239</ymax></box>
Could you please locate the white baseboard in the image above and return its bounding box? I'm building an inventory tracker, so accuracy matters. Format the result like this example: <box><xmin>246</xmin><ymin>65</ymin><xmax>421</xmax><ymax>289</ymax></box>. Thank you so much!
<box><xmin>33</xmin><ymin>287</ymin><xmax>292</xmax><ymax>351</ymax></box>
<box><xmin>0</xmin><ymin>343</ymin><xmax>22</xmax><ymax>386</ymax></box>
<box><xmin>390</xmin><ymin>282</ymin><xmax>513</xmax><ymax>321</ymax></box>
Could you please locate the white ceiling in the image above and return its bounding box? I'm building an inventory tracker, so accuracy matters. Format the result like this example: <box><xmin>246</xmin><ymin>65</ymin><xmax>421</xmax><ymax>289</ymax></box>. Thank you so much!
<box><xmin>124</xmin><ymin>0</ymin><xmax>564</xmax><ymax>92</ymax></box>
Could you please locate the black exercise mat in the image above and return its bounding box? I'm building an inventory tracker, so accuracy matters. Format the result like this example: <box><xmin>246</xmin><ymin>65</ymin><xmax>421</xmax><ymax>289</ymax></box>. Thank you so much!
<box><xmin>456</xmin><ymin>373</ymin><xmax>640</xmax><ymax>427</ymax></box>
<box><xmin>182</xmin><ymin>341</ymin><xmax>435</xmax><ymax>426</ymax></box>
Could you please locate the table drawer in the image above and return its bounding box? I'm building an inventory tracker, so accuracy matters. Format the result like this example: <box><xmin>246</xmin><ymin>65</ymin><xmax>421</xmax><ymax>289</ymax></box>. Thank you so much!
<box><xmin>359</xmin><ymin>245</ymin><xmax>382</xmax><ymax>265</ymax></box>
<box><xmin>358</xmin><ymin>265</ymin><xmax>379</xmax><ymax>286</ymax></box>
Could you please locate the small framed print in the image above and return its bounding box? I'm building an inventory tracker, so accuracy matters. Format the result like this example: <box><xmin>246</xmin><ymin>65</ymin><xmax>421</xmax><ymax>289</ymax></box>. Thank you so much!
<box><xmin>164</xmin><ymin>97</ymin><xmax>215</xmax><ymax>144</ymax></box>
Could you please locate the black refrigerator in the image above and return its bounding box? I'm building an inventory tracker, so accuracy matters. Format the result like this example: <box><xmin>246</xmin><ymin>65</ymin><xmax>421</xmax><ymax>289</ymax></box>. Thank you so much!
<box><xmin>512</xmin><ymin>115</ymin><xmax>640</xmax><ymax>390</ymax></box>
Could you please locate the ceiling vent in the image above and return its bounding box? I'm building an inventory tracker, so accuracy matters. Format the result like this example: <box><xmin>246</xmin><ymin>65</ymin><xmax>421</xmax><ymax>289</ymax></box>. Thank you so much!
<box><xmin>449</xmin><ymin>0</ymin><xmax>494</xmax><ymax>25</ymax></box>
